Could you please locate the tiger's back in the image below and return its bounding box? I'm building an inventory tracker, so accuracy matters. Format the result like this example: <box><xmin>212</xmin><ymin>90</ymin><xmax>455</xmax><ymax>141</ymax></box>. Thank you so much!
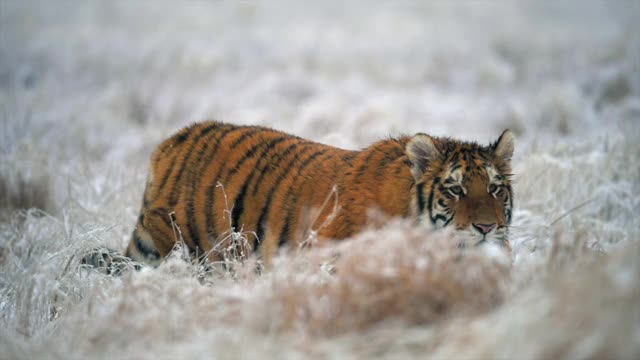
<box><xmin>128</xmin><ymin>121</ymin><xmax>366</xmax><ymax>266</ymax></box>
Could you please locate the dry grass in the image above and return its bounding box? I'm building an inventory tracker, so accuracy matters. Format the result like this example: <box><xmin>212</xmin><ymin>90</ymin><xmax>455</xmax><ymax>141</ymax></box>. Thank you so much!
<box><xmin>266</xmin><ymin>225</ymin><xmax>509</xmax><ymax>336</ymax></box>
<box><xmin>0</xmin><ymin>163</ymin><xmax>52</xmax><ymax>218</ymax></box>
<box><xmin>1</xmin><ymin>1</ymin><xmax>639</xmax><ymax>359</ymax></box>
<box><xmin>3</xmin><ymin>219</ymin><xmax>635</xmax><ymax>359</ymax></box>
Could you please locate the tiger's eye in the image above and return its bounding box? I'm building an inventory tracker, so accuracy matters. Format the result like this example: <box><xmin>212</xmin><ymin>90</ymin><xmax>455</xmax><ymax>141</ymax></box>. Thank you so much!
<box><xmin>450</xmin><ymin>185</ymin><xmax>464</xmax><ymax>196</ymax></box>
<box><xmin>492</xmin><ymin>185</ymin><xmax>507</xmax><ymax>199</ymax></box>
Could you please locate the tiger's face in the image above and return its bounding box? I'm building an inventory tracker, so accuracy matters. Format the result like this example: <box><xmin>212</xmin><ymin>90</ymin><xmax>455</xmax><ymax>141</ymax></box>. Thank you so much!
<box><xmin>407</xmin><ymin>130</ymin><xmax>514</xmax><ymax>250</ymax></box>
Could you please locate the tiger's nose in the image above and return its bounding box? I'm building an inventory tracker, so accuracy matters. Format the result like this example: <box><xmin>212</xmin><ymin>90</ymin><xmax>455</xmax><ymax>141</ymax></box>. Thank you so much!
<box><xmin>472</xmin><ymin>223</ymin><xmax>496</xmax><ymax>235</ymax></box>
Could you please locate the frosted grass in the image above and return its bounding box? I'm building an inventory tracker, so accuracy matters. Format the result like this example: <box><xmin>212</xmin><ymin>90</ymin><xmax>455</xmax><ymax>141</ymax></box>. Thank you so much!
<box><xmin>1</xmin><ymin>1</ymin><xmax>639</xmax><ymax>359</ymax></box>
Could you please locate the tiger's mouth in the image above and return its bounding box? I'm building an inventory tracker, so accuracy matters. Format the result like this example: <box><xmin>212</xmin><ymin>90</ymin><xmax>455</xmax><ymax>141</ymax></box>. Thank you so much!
<box><xmin>454</xmin><ymin>226</ymin><xmax>509</xmax><ymax>249</ymax></box>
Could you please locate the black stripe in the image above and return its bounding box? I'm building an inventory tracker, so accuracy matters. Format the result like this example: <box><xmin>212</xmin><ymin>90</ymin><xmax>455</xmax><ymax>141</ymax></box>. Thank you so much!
<box><xmin>205</xmin><ymin>185</ymin><xmax>218</xmax><ymax>238</ymax></box>
<box><xmin>159</xmin><ymin>210</ymin><xmax>173</xmax><ymax>229</ymax></box>
<box><xmin>200</xmin><ymin>126</ymin><xmax>245</xmax><ymax>178</ymax></box>
<box><xmin>203</xmin><ymin>129</ymin><xmax>265</xmax><ymax>243</ymax></box>
<box><xmin>157</xmin><ymin>124</ymin><xmax>196</xmax><ymax>154</ymax></box>
<box><xmin>235</xmin><ymin>139</ymin><xmax>302</xmax><ymax>251</ymax></box>
<box><xmin>254</xmin><ymin>145</ymin><xmax>314</xmax><ymax>252</ymax></box>
<box><xmin>196</xmin><ymin>126</ymin><xmax>245</xmax><ymax>241</ymax></box>
<box><xmin>279</xmin><ymin>150</ymin><xmax>328</xmax><ymax>246</ymax></box>
<box><xmin>280</xmin><ymin>151</ymin><xmax>333</xmax><ymax>242</ymax></box>
<box><xmin>341</xmin><ymin>152</ymin><xmax>356</xmax><ymax>165</ymax></box>
<box><xmin>184</xmin><ymin>203</ymin><xmax>200</xmax><ymax>253</ymax></box>
<box><xmin>228</xmin><ymin>128</ymin><xmax>262</xmax><ymax>149</ymax></box>
<box><xmin>147</xmin><ymin>208</ymin><xmax>174</xmax><ymax>236</ymax></box>
<box><xmin>154</xmin><ymin>126</ymin><xmax>199</xmax><ymax>180</ymax></box>
<box><xmin>173</xmin><ymin>125</ymin><xmax>194</xmax><ymax>145</ymax></box>
<box><xmin>433</xmin><ymin>214</ymin><xmax>448</xmax><ymax>223</ymax></box>
<box><xmin>353</xmin><ymin>149</ymin><xmax>378</xmax><ymax>184</ymax></box>
<box><xmin>416</xmin><ymin>184</ymin><xmax>426</xmax><ymax>214</ymax></box>
<box><xmin>228</xmin><ymin>136</ymin><xmax>289</xmax><ymax>231</ymax></box>
<box><xmin>168</xmin><ymin>123</ymin><xmax>219</xmax><ymax>206</ymax></box>
<box><xmin>427</xmin><ymin>181</ymin><xmax>437</xmax><ymax>226</ymax></box>
<box><xmin>387</xmin><ymin>141</ymin><xmax>405</xmax><ymax>159</ymax></box>
<box><xmin>231</xmin><ymin>181</ymin><xmax>249</xmax><ymax>231</ymax></box>
<box><xmin>223</xmin><ymin>135</ymin><xmax>287</xmax><ymax>183</ymax></box>
<box><xmin>374</xmin><ymin>151</ymin><xmax>399</xmax><ymax>181</ymax></box>
<box><xmin>394</xmin><ymin>161</ymin><xmax>405</xmax><ymax>176</ymax></box>
<box><xmin>444</xmin><ymin>215</ymin><xmax>454</xmax><ymax>227</ymax></box>
<box><xmin>343</xmin><ymin>151</ymin><xmax>376</xmax><ymax>218</ymax></box>
<box><xmin>506</xmin><ymin>185</ymin><xmax>513</xmax><ymax>224</ymax></box>
<box><xmin>157</xmin><ymin>155</ymin><xmax>177</xmax><ymax>193</ymax></box>
<box><xmin>133</xmin><ymin>229</ymin><xmax>160</xmax><ymax>260</ymax></box>
<box><xmin>142</xmin><ymin>182</ymin><xmax>151</xmax><ymax>208</ymax></box>
<box><xmin>251</xmin><ymin>142</ymin><xmax>302</xmax><ymax>197</ymax></box>
<box><xmin>185</xmin><ymin>126</ymin><xmax>233</xmax><ymax>252</ymax></box>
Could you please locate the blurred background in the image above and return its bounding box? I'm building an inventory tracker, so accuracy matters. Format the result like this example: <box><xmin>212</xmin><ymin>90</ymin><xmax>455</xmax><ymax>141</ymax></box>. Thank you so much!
<box><xmin>1</xmin><ymin>1</ymin><xmax>639</xmax><ymax>358</ymax></box>
<box><xmin>2</xmin><ymin>0</ymin><xmax>638</xmax><ymax>247</ymax></box>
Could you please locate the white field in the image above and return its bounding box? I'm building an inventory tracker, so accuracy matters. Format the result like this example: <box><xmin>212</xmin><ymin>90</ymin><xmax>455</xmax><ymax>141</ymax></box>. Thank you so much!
<box><xmin>1</xmin><ymin>1</ymin><xmax>639</xmax><ymax>359</ymax></box>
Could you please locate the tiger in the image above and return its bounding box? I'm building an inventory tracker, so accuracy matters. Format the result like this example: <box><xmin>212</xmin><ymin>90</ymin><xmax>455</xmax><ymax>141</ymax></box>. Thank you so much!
<box><xmin>84</xmin><ymin>121</ymin><xmax>514</xmax><ymax>273</ymax></box>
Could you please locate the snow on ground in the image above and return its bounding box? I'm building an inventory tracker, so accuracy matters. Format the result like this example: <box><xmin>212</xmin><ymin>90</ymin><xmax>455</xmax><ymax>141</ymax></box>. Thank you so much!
<box><xmin>1</xmin><ymin>1</ymin><xmax>639</xmax><ymax>359</ymax></box>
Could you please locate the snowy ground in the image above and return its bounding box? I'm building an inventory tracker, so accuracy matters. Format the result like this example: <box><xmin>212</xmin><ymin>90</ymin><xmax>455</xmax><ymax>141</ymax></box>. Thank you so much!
<box><xmin>1</xmin><ymin>1</ymin><xmax>639</xmax><ymax>359</ymax></box>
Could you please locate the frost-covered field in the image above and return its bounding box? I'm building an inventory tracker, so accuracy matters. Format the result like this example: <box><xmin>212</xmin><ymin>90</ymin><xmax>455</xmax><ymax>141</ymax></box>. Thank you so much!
<box><xmin>1</xmin><ymin>1</ymin><xmax>640</xmax><ymax>359</ymax></box>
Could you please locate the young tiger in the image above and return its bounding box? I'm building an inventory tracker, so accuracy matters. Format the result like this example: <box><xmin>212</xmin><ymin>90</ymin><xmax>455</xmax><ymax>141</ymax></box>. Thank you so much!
<box><xmin>87</xmin><ymin>121</ymin><xmax>514</xmax><ymax>272</ymax></box>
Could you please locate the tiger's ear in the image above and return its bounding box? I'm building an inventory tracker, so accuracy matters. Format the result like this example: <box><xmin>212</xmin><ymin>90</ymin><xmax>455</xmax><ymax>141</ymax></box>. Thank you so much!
<box><xmin>406</xmin><ymin>134</ymin><xmax>440</xmax><ymax>180</ymax></box>
<box><xmin>493</xmin><ymin>129</ymin><xmax>514</xmax><ymax>161</ymax></box>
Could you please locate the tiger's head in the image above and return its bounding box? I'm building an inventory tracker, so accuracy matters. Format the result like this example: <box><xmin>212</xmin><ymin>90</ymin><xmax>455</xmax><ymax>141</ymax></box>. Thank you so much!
<box><xmin>406</xmin><ymin>130</ymin><xmax>514</xmax><ymax>250</ymax></box>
